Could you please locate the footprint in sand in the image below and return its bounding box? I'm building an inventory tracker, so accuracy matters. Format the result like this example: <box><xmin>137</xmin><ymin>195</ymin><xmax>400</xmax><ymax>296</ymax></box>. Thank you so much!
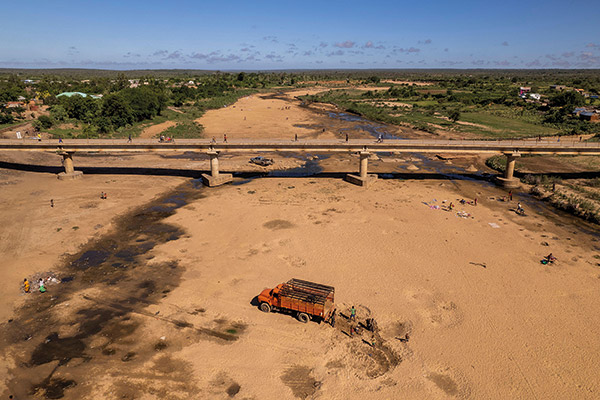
<box><xmin>404</xmin><ymin>289</ymin><xmax>462</xmax><ymax>329</ymax></box>
<box><xmin>281</xmin><ymin>255</ymin><xmax>306</xmax><ymax>268</ymax></box>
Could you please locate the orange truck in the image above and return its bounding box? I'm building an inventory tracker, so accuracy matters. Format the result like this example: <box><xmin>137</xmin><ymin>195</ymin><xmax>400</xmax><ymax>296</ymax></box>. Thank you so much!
<box><xmin>258</xmin><ymin>278</ymin><xmax>336</xmax><ymax>323</ymax></box>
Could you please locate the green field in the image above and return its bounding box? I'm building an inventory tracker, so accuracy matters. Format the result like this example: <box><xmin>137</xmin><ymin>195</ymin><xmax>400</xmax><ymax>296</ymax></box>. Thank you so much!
<box><xmin>459</xmin><ymin>112</ymin><xmax>558</xmax><ymax>138</ymax></box>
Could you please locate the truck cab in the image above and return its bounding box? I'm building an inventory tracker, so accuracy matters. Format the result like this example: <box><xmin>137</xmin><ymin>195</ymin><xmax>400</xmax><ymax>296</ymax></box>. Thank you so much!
<box><xmin>258</xmin><ymin>284</ymin><xmax>284</xmax><ymax>310</ymax></box>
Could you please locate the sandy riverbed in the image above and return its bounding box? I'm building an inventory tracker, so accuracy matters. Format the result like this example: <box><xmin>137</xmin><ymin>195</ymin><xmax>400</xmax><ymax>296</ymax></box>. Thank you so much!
<box><xmin>1</xmin><ymin>89</ymin><xmax>600</xmax><ymax>400</ymax></box>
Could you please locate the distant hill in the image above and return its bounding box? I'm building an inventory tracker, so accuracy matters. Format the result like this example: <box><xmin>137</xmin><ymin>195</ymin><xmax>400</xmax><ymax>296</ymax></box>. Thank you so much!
<box><xmin>1</xmin><ymin>68</ymin><xmax>599</xmax><ymax>80</ymax></box>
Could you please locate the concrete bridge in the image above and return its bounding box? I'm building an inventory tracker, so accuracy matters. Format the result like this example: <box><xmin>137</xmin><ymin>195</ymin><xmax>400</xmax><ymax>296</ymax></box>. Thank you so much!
<box><xmin>1</xmin><ymin>138</ymin><xmax>599</xmax><ymax>187</ymax></box>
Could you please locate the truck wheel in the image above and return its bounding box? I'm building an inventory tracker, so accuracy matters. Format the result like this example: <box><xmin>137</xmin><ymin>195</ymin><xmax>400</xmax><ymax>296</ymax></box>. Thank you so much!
<box><xmin>297</xmin><ymin>313</ymin><xmax>310</xmax><ymax>323</ymax></box>
<box><xmin>260</xmin><ymin>303</ymin><xmax>271</xmax><ymax>313</ymax></box>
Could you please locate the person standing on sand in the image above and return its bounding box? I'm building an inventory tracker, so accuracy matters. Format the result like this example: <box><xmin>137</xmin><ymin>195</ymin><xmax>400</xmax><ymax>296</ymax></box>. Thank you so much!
<box><xmin>474</xmin><ymin>198</ymin><xmax>477</xmax><ymax>206</ymax></box>
<box><xmin>39</xmin><ymin>279</ymin><xmax>46</xmax><ymax>293</ymax></box>
<box><xmin>508</xmin><ymin>190</ymin><xmax>512</xmax><ymax>201</ymax></box>
<box><xmin>127</xmin><ymin>134</ymin><xmax>132</xmax><ymax>143</ymax></box>
<box><xmin>295</xmin><ymin>133</ymin><xmax>298</xmax><ymax>142</ymax></box>
<box><xmin>345</xmin><ymin>133</ymin><xmax>349</xmax><ymax>142</ymax></box>
<box><xmin>350</xmin><ymin>306</ymin><xmax>356</xmax><ymax>321</ymax></box>
<box><xmin>23</xmin><ymin>278</ymin><xmax>30</xmax><ymax>293</ymax></box>
<box><xmin>224</xmin><ymin>133</ymin><xmax>227</xmax><ymax>143</ymax></box>
<box><xmin>50</xmin><ymin>199</ymin><xmax>54</xmax><ymax>208</ymax></box>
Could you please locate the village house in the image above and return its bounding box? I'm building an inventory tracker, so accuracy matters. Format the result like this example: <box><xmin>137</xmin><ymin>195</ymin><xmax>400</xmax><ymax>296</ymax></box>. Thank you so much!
<box><xmin>5</xmin><ymin>101</ymin><xmax>25</xmax><ymax>109</ymax></box>
<box><xmin>573</xmin><ymin>107</ymin><xmax>600</xmax><ymax>122</ymax></box>
<box><xmin>550</xmin><ymin>85</ymin><xmax>567</xmax><ymax>91</ymax></box>
<box><xmin>580</xmin><ymin>111</ymin><xmax>599</xmax><ymax>122</ymax></box>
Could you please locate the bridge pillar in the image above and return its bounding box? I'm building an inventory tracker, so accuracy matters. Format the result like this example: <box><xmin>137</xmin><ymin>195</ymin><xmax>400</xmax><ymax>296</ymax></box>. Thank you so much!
<box><xmin>496</xmin><ymin>153</ymin><xmax>520</xmax><ymax>188</ymax></box>
<box><xmin>210</xmin><ymin>152</ymin><xmax>220</xmax><ymax>177</ymax></box>
<box><xmin>201</xmin><ymin>150</ymin><xmax>233</xmax><ymax>187</ymax></box>
<box><xmin>345</xmin><ymin>151</ymin><xmax>378</xmax><ymax>187</ymax></box>
<box><xmin>57</xmin><ymin>152</ymin><xmax>83</xmax><ymax>180</ymax></box>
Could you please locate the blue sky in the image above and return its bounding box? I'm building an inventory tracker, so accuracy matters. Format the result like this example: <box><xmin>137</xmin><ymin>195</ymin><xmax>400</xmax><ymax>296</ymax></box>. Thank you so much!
<box><xmin>1</xmin><ymin>0</ymin><xmax>599</xmax><ymax>70</ymax></box>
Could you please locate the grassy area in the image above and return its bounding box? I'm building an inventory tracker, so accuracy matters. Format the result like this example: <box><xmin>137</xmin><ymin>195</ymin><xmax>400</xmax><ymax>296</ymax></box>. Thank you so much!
<box><xmin>0</xmin><ymin>120</ymin><xmax>28</xmax><ymax>131</ymax></box>
<box><xmin>195</xmin><ymin>89</ymin><xmax>257</xmax><ymax>111</ymax></box>
<box><xmin>460</xmin><ymin>112</ymin><xmax>558</xmax><ymax>138</ymax></box>
<box><xmin>162</xmin><ymin>121</ymin><xmax>204</xmax><ymax>138</ymax></box>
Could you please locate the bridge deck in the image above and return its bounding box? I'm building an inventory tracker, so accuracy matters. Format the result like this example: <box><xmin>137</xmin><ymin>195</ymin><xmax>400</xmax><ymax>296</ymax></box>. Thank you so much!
<box><xmin>1</xmin><ymin>138</ymin><xmax>600</xmax><ymax>155</ymax></box>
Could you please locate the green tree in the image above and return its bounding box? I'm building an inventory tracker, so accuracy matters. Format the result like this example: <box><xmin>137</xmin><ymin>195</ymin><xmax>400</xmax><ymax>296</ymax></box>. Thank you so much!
<box><xmin>94</xmin><ymin>116</ymin><xmax>113</xmax><ymax>133</ymax></box>
<box><xmin>49</xmin><ymin>105</ymin><xmax>68</xmax><ymax>121</ymax></box>
<box><xmin>122</xmin><ymin>87</ymin><xmax>161</xmax><ymax>122</ymax></box>
<box><xmin>449</xmin><ymin>109</ymin><xmax>461</xmax><ymax>122</ymax></box>
<box><xmin>37</xmin><ymin>115</ymin><xmax>54</xmax><ymax>129</ymax></box>
<box><xmin>101</xmin><ymin>94</ymin><xmax>133</xmax><ymax>128</ymax></box>
<box><xmin>0</xmin><ymin>113</ymin><xmax>14</xmax><ymax>124</ymax></box>
<box><xmin>60</xmin><ymin>95</ymin><xmax>98</xmax><ymax>122</ymax></box>
<box><xmin>550</xmin><ymin>91</ymin><xmax>585</xmax><ymax>108</ymax></box>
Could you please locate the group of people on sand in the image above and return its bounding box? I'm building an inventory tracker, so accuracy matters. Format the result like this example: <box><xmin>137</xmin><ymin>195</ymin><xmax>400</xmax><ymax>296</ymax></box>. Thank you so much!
<box><xmin>158</xmin><ymin>135</ymin><xmax>173</xmax><ymax>143</ymax></box>
<box><xmin>458</xmin><ymin>198</ymin><xmax>477</xmax><ymax>206</ymax></box>
<box><xmin>22</xmin><ymin>278</ymin><xmax>46</xmax><ymax>293</ymax></box>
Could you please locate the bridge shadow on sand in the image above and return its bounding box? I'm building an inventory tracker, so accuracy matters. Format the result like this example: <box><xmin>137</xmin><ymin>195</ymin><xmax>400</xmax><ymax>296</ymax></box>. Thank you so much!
<box><xmin>2</xmin><ymin>161</ymin><xmax>600</xmax><ymax>181</ymax></box>
<box><xmin>0</xmin><ymin>161</ymin><xmax>200</xmax><ymax>178</ymax></box>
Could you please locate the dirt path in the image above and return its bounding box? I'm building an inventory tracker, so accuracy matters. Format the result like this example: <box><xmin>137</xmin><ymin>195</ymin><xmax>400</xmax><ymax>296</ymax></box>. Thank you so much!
<box><xmin>139</xmin><ymin>121</ymin><xmax>177</xmax><ymax>138</ymax></box>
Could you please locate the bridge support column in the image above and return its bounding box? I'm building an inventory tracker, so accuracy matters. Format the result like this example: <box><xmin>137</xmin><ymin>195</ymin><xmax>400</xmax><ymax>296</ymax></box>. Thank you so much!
<box><xmin>345</xmin><ymin>151</ymin><xmax>378</xmax><ymax>187</ymax></box>
<box><xmin>496</xmin><ymin>153</ymin><xmax>520</xmax><ymax>188</ymax></box>
<box><xmin>201</xmin><ymin>150</ymin><xmax>233</xmax><ymax>187</ymax></box>
<box><xmin>57</xmin><ymin>152</ymin><xmax>83</xmax><ymax>180</ymax></box>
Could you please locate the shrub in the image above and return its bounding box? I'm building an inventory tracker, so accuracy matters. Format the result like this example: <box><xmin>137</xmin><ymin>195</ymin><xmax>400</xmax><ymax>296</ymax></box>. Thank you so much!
<box><xmin>37</xmin><ymin>115</ymin><xmax>54</xmax><ymax>129</ymax></box>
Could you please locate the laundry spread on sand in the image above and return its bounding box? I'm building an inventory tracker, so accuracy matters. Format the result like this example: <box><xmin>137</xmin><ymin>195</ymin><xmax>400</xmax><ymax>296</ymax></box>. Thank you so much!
<box><xmin>456</xmin><ymin>211</ymin><xmax>471</xmax><ymax>218</ymax></box>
